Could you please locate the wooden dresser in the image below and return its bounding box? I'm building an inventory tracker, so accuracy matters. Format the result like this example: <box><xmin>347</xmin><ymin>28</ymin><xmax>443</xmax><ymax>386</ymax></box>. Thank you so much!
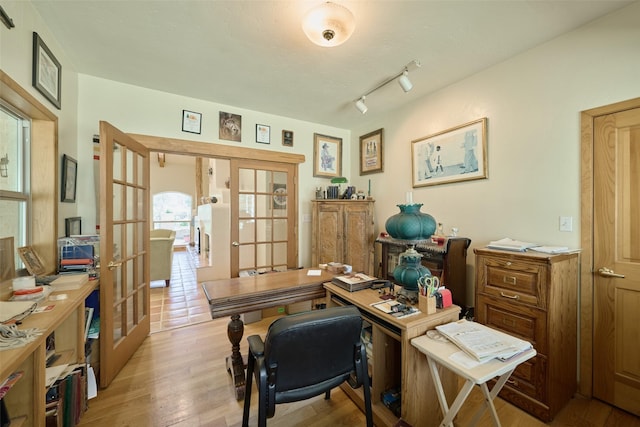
<box><xmin>311</xmin><ymin>200</ymin><xmax>375</xmax><ymax>275</ymax></box>
<box><xmin>474</xmin><ymin>248</ymin><xmax>579</xmax><ymax>421</ymax></box>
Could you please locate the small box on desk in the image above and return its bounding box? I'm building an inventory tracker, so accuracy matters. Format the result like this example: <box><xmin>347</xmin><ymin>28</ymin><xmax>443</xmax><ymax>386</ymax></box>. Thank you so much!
<box><xmin>418</xmin><ymin>295</ymin><xmax>437</xmax><ymax>315</ymax></box>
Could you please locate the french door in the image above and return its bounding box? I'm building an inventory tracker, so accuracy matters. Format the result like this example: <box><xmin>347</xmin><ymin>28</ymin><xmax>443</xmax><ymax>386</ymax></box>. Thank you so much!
<box><xmin>99</xmin><ymin>121</ymin><xmax>150</xmax><ymax>387</ymax></box>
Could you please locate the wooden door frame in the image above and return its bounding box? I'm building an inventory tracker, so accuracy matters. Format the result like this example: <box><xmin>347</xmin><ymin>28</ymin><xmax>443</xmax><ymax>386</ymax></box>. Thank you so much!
<box><xmin>579</xmin><ymin>96</ymin><xmax>640</xmax><ymax>397</ymax></box>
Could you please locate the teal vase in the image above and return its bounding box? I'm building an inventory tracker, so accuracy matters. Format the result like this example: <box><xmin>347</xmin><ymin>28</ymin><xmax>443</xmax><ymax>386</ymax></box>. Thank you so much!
<box><xmin>385</xmin><ymin>203</ymin><xmax>436</xmax><ymax>240</ymax></box>
<box><xmin>393</xmin><ymin>247</ymin><xmax>431</xmax><ymax>292</ymax></box>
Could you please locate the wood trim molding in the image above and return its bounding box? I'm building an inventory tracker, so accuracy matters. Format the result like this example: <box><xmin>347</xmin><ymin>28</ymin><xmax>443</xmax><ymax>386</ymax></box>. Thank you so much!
<box><xmin>579</xmin><ymin>96</ymin><xmax>640</xmax><ymax>397</ymax></box>
<box><xmin>128</xmin><ymin>132</ymin><xmax>305</xmax><ymax>164</ymax></box>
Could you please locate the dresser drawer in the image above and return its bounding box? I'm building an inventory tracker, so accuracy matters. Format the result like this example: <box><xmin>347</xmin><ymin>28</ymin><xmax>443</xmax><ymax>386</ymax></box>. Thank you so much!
<box><xmin>477</xmin><ymin>256</ymin><xmax>547</xmax><ymax>308</ymax></box>
<box><xmin>502</xmin><ymin>353</ymin><xmax>547</xmax><ymax>402</ymax></box>
<box><xmin>475</xmin><ymin>295</ymin><xmax>547</xmax><ymax>355</ymax></box>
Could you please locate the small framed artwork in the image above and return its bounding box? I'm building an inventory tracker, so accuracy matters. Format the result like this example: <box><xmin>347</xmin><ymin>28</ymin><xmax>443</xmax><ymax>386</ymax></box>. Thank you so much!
<box><xmin>219</xmin><ymin>111</ymin><xmax>242</xmax><ymax>142</ymax></box>
<box><xmin>313</xmin><ymin>133</ymin><xmax>342</xmax><ymax>178</ymax></box>
<box><xmin>359</xmin><ymin>128</ymin><xmax>384</xmax><ymax>175</ymax></box>
<box><xmin>61</xmin><ymin>154</ymin><xmax>77</xmax><ymax>203</ymax></box>
<box><xmin>65</xmin><ymin>217</ymin><xmax>82</xmax><ymax>237</ymax></box>
<box><xmin>17</xmin><ymin>246</ymin><xmax>47</xmax><ymax>276</ymax></box>
<box><xmin>182</xmin><ymin>110</ymin><xmax>202</xmax><ymax>134</ymax></box>
<box><xmin>256</xmin><ymin>124</ymin><xmax>270</xmax><ymax>144</ymax></box>
<box><xmin>411</xmin><ymin>118</ymin><xmax>488</xmax><ymax>188</ymax></box>
<box><xmin>32</xmin><ymin>32</ymin><xmax>62</xmax><ymax>109</ymax></box>
<box><xmin>282</xmin><ymin>130</ymin><xmax>294</xmax><ymax>147</ymax></box>
<box><xmin>272</xmin><ymin>183</ymin><xmax>287</xmax><ymax>210</ymax></box>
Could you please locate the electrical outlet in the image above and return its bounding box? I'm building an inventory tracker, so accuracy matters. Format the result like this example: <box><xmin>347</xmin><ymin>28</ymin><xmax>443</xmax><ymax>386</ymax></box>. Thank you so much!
<box><xmin>559</xmin><ymin>216</ymin><xmax>573</xmax><ymax>232</ymax></box>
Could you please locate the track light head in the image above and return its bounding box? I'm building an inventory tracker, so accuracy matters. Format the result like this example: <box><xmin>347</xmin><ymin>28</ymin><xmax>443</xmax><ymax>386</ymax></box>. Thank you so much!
<box><xmin>355</xmin><ymin>96</ymin><xmax>368</xmax><ymax>114</ymax></box>
<box><xmin>398</xmin><ymin>70</ymin><xmax>413</xmax><ymax>92</ymax></box>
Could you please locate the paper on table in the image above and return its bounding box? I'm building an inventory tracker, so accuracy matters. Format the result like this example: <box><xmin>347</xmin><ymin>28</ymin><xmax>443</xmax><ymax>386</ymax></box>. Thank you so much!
<box><xmin>307</xmin><ymin>269</ymin><xmax>322</xmax><ymax>276</ymax></box>
<box><xmin>529</xmin><ymin>246</ymin><xmax>570</xmax><ymax>254</ymax></box>
<box><xmin>487</xmin><ymin>238</ymin><xmax>538</xmax><ymax>252</ymax></box>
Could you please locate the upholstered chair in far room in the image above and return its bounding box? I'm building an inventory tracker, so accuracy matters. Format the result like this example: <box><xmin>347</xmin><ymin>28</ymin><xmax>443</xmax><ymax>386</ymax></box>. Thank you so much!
<box><xmin>149</xmin><ymin>229</ymin><xmax>176</xmax><ymax>286</ymax></box>
<box><xmin>242</xmin><ymin>306</ymin><xmax>373</xmax><ymax>427</ymax></box>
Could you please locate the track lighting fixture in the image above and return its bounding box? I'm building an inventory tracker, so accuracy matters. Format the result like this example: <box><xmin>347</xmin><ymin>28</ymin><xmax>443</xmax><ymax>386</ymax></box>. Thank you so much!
<box><xmin>353</xmin><ymin>60</ymin><xmax>421</xmax><ymax>115</ymax></box>
<box><xmin>398</xmin><ymin>70</ymin><xmax>413</xmax><ymax>92</ymax></box>
<box><xmin>355</xmin><ymin>96</ymin><xmax>368</xmax><ymax>114</ymax></box>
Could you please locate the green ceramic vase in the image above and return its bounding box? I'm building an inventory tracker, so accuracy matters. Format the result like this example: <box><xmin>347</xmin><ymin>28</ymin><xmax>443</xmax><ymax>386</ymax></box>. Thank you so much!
<box><xmin>392</xmin><ymin>247</ymin><xmax>431</xmax><ymax>292</ymax></box>
<box><xmin>385</xmin><ymin>203</ymin><xmax>436</xmax><ymax>240</ymax></box>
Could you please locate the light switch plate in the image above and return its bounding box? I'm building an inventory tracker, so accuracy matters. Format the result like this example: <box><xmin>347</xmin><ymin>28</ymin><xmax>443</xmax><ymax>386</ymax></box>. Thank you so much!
<box><xmin>559</xmin><ymin>216</ymin><xmax>573</xmax><ymax>232</ymax></box>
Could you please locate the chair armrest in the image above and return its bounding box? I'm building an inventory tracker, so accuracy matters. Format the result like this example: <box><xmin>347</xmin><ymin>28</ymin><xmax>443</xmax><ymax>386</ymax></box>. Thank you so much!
<box><xmin>247</xmin><ymin>334</ymin><xmax>265</xmax><ymax>357</ymax></box>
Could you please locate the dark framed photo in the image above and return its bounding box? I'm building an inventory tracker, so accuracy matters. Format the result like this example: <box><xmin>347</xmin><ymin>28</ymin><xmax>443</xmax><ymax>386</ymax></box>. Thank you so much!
<box><xmin>313</xmin><ymin>133</ymin><xmax>342</xmax><ymax>178</ymax></box>
<box><xmin>61</xmin><ymin>154</ymin><xmax>77</xmax><ymax>203</ymax></box>
<box><xmin>182</xmin><ymin>110</ymin><xmax>202</xmax><ymax>134</ymax></box>
<box><xmin>65</xmin><ymin>217</ymin><xmax>82</xmax><ymax>237</ymax></box>
<box><xmin>219</xmin><ymin>111</ymin><xmax>242</xmax><ymax>142</ymax></box>
<box><xmin>282</xmin><ymin>130</ymin><xmax>294</xmax><ymax>147</ymax></box>
<box><xmin>256</xmin><ymin>124</ymin><xmax>270</xmax><ymax>144</ymax></box>
<box><xmin>32</xmin><ymin>32</ymin><xmax>61</xmax><ymax>109</ymax></box>
<box><xmin>359</xmin><ymin>128</ymin><xmax>384</xmax><ymax>175</ymax></box>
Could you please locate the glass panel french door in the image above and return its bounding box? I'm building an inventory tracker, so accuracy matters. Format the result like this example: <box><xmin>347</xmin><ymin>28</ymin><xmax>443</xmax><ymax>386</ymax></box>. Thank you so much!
<box><xmin>229</xmin><ymin>159</ymin><xmax>297</xmax><ymax>276</ymax></box>
<box><xmin>99</xmin><ymin>121</ymin><xmax>150</xmax><ymax>388</ymax></box>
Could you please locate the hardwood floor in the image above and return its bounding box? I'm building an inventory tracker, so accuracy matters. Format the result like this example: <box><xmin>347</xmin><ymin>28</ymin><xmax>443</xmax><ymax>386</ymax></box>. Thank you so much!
<box><xmin>78</xmin><ymin>314</ymin><xmax>640</xmax><ymax>427</ymax></box>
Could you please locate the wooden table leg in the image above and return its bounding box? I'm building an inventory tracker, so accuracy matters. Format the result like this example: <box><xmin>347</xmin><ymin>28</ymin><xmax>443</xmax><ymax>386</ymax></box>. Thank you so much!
<box><xmin>225</xmin><ymin>314</ymin><xmax>246</xmax><ymax>400</ymax></box>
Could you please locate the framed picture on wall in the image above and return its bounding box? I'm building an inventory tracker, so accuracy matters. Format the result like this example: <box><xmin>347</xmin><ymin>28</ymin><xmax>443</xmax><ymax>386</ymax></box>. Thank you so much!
<box><xmin>65</xmin><ymin>217</ymin><xmax>82</xmax><ymax>237</ymax></box>
<box><xmin>359</xmin><ymin>128</ymin><xmax>384</xmax><ymax>175</ymax></box>
<box><xmin>182</xmin><ymin>110</ymin><xmax>202</xmax><ymax>134</ymax></box>
<box><xmin>411</xmin><ymin>118</ymin><xmax>487</xmax><ymax>188</ymax></box>
<box><xmin>313</xmin><ymin>133</ymin><xmax>342</xmax><ymax>178</ymax></box>
<box><xmin>282</xmin><ymin>130</ymin><xmax>294</xmax><ymax>147</ymax></box>
<box><xmin>256</xmin><ymin>124</ymin><xmax>270</xmax><ymax>144</ymax></box>
<box><xmin>32</xmin><ymin>32</ymin><xmax>62</xmax><ymax>110</ymax></box>
<box><xmin>61</xmin><ymin>154</ymin><xmax>77</xmax><ymax>202</ymax></box>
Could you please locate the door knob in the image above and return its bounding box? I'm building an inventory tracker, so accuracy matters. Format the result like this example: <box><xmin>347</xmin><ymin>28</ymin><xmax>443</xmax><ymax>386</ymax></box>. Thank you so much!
<box><xmin>597</xmin><ymin>267</ymin><xmax>625</xmax><ymax>278</ymax></box>
<box><xmin>107</xmin><ymin>260</ymin><xmax>123</xmax><ymax>271</ymax></box>
<box><xmin>232</xmin><ymin>241</ymin><xmax>240</xmax><ymax>247</ymax></box>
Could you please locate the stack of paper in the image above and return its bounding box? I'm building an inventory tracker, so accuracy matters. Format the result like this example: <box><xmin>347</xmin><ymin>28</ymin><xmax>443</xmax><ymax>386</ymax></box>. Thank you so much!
<box><xmin>487</xmin><ymin>238</ymin><xmax>537</xmax><ymax>252</ymax></box>
<box><xmin>50</xmin><ymin>273</ymin><xmax>89</xmax><ymax>291</ymax></box>
<box><xmin>436</xmin><ymin>319</ymin><xmax>532</xmax><ymax>362</ymax></box>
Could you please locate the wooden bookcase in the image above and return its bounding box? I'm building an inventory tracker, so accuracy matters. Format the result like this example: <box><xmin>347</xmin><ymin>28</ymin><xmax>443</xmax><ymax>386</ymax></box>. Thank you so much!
<box><xmin>0</xmin><ymin>281</ymin><xmax>98</xmax><ymax>426</ymax></box>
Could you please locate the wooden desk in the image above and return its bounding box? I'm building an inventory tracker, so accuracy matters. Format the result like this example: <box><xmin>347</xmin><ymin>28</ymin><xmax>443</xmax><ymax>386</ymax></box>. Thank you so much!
<box><xmin>0</xmin><ymin>280</ymin><xmax>98</xmax><ymax>426</ymax></box>
<box><xmin>202</xmin><ymin>268</ymin><xmax>335</xmax><ymax>400</ymax></box>
<box><xmin>324</xmin><ymin>283</ymin><xmax>461</xmax><ymax>427</ymax></box>
<box><xmin>412</xmin><ymin>334</ymin><xmax>537</xmax><ymax>427</ymax></box>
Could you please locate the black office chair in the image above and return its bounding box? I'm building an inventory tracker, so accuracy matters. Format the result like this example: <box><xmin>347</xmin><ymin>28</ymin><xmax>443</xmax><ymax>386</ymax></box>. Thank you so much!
<box><xmin>242</xmin><ymin>305</ymin><xmax>373</xmax><ymax>427</ymax></box>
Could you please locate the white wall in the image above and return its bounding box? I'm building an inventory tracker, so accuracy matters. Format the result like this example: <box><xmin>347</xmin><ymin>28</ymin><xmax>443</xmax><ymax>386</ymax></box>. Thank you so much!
<box><xmin>347</xmin><ymin>2</ymin><xmax>640</xmax><ymax>299</ymax></box>
<box><xmin>0</xmin><ymin>0</ymin><xmax>80</xmax><ymax>236</ymax></box>
<box><xmin>76</xmin><ymin>75</ymin><xmax>351</xmax><ymax>266</ymax></box>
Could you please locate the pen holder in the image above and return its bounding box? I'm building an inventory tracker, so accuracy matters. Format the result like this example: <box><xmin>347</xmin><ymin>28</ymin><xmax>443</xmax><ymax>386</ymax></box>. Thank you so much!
<box><xmin>418</xmin><ymin>295</ymin><xmax>437</xmax><ymax>315</ymax></box>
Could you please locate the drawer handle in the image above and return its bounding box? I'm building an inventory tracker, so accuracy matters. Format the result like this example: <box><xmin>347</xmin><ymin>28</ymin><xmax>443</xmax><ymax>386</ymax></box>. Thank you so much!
<box><xmin>507</xmin><ymin>378</ymin><xmax>519</xmax><ymax>387</ymax></box>
<box><xmin>502</xmin><ymin>276</ymin><xmax>517</xmax><ymax>285</ymax></box>
<box><xmin>500</xmin><ymin>291</ymin><xmax>520</xmax><ymax>300</ymax></box>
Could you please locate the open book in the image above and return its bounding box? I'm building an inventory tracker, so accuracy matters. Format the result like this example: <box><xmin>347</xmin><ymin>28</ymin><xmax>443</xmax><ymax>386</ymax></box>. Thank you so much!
<box><xmin>436</xmin><ymin>319</ymin><xmax>532</xmax><ymax>362</ymax></box>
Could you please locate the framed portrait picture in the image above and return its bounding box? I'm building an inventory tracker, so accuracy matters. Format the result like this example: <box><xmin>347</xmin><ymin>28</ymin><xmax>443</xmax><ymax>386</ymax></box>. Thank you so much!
<box><xmin>182</xmin><ymin>110</ymin><xmax>202</xmax><ymax>134</ymax></box>
<box><xmin>17</xmin><ymin>246</ymin><xmax>47</xmax><ymax>276</ymax></box>
<box><xmin>256</xmin><ymin>124</ymin><xmax>270</xmax><ymax>144</ymax></box>
<box><xmin>282</xmin><ymin>130</ymin><xmax>294</xmax><ymax>147</ymax></box>
<box><xmin>313</xmin><ymin>133</ymin><xmax>342</xmax><ymax>178</ymax></box>
<box><xmin>65</xmin><ymin>217</ymin><xmax>82</xmax><ymax>237</ymax></box>
<box><xmin>359</xmin><ymin>128</ymin><xmax>384</xmax><ymax>175</ymax></box>
<box><xmin>61</xmin><ymin>154</ymin><xmax>77</xmax><ymax>203</ymax></box>
<box><xmin>32</xmin><ymin>32</ymin><xmax>61</xmax><ymax>109</ymax></box>
<box><xmin>411</xmin><ymin>118</ymin><xmax>487</xmax><ymax>188</ymax></box>
<box><xmin>219</xmin><ymin>111</ymin><xmax>242</xmax><ymax>142</ymax></box>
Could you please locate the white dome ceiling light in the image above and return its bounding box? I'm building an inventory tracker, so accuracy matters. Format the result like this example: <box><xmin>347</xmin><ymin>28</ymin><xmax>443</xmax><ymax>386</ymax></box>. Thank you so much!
<box><xmin>302</xmin><ymin>2</ymin><xmax>355</xmax><ymax>47</ymax></box>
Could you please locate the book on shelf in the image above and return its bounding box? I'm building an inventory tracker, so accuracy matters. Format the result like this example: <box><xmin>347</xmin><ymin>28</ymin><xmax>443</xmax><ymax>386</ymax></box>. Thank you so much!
<box><xmin>331</xmin><ymin>273</ymin><xmax>377</xmax><ymax>292</ymax></box>
<box><xmin>0</xmin><ymin>371</ymin><xmax>24</xmax><ymax>399</ymax></box>
<box><xmin>436</xmin><ymin>319</ymin><xmax>532</xmax><ymax>362</ymax></box>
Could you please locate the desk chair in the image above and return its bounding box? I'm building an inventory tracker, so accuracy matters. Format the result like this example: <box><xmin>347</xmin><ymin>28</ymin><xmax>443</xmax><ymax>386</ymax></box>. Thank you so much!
<box><xmin>242</xmin><ymin>306</ymin><xmax>373</xmax><ymax>427</ymax></box>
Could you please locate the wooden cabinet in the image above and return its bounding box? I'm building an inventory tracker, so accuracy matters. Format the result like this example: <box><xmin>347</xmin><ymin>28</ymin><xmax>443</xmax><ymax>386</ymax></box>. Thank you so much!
<box><xmin>324</xmin><ymin>283</ymin><xmax>460</xmax><ymax>427</ymax></box>
<box><xmin>377</xmin><ymin>237</ymin><xmax>471</xmax><ymax>313</ymax></box>
<box><xmin>0</xmin><ymin>281</ymin><xmax>97</xmax><ymax>426</ymax></box>
<box><xmin>311</xmin><ymin>200</ymin><xmax>375</xmax><ymax>275</ymax></box>
<box><xmin>474</xmin><ymin>248</ymin><xmax>579</xmax><ymax>421</ymax></box>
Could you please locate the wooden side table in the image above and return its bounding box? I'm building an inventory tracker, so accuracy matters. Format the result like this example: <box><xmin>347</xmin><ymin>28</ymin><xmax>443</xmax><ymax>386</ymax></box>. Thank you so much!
<box><xmin>411</xmin><ymin>334</ymin><xmax>536</xmax><ymax>427</ymax></box>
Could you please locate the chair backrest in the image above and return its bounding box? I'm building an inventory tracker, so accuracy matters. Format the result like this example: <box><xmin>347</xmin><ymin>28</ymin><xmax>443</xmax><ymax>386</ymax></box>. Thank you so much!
<box><xmin>263</xmin><ymin>306</ymin><xmax>364</xmax><ymax>400</ymax></box>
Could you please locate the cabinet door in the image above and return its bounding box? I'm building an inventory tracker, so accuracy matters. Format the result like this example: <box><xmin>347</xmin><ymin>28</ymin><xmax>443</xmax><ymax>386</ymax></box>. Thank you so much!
<box><xmin>343</xmin><ymin>204</ymin><xmax>372</xmax><ymax>274</ymax></box>
<box><xmin>315</xmin><ymin>203</ymin><xmax>343</xmax><ymax>265</ymax></box>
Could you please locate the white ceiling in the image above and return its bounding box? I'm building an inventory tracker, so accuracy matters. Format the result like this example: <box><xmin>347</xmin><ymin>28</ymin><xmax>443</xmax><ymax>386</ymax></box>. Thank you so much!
<box><xmin>31</xmin><ymin>0</ymin><xmax>633</xmax><ymax>129</ymax></box>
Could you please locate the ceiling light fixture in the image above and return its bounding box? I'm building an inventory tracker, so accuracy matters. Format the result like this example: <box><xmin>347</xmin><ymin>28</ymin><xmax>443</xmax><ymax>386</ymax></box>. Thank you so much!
<box><xmin>302</xmin><ymin>2</ymin><xmax>355</xmax><ymax>47</ymax></box>
<box><xmin>355</xmin><ymin>96</ymin><xmax>368</xmax><ymax>114</ymax></box>
<box><xmin>353</xmin><ymin>60</ymin><xmax>421</xmax><ymax>114</ymax></box>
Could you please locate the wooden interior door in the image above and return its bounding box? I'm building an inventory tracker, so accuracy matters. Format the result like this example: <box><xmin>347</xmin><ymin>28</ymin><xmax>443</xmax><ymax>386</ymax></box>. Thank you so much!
<box><xmin>99</xmin><ymin>121</ymin><xmax>150</xmax><ymax>388</ymax></box>
<box><xmin>229</xmin><ymin>159</ymin><xmax>297</xmax><ymax>277</ymax></box>
<box><xmin>592</xmin><ymin>107</ymin><xmax>640</xmax><ymax>415</ymax></box>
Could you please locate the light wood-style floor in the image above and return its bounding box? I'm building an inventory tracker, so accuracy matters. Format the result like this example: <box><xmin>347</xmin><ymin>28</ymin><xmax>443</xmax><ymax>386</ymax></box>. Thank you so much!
<box><xmin>78</xmin><ymin>310</ymin><xmax>640</xmax><ymax>426</ymax></box>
